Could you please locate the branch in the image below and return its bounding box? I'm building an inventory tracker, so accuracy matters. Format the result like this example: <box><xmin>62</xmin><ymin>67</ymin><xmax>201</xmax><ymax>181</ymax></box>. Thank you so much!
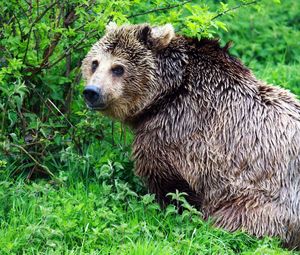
<box><xmin>211</xmin><ymin>1</ymin><xmax>259</xmax><ymax>21</ymax></box>
<box><xmin>12</xmin><ymin>13</ymin><xmax>25</xmax><ymax>40</ymax></box>
<box><xmin>11</xmin><ymin>143</ymin><xmax>60</xmax><ymax>181</ymax></box>
<box><xmin>30</xmin><ymin>1</ymin><xmax>59</xmax><ymax>26</ymax></box>
<box><xmin>40</xmin><ymin>33</ymin><xmax>62</xmax><ymax>66</ymax></box>
<box><xmin>44</xmin><ymin>30</ymin><xmax>98</xmax><ymax>70</ymax></box>
<box><xmin>127</xmin><ymin>0</ymin><xmax>193</xmax><ymax>19</ymax></box>
<box><xmin>25</xmin><ymin>30</ymin><xmax>95</xmax><ymax>76</ymax></box>
<box><xmin>46</xmin><ymin>99</ymin><xmax>74</xmax><ymax>128</ymax></box>
<box><xmin>25</xmin><ymin>8</ymin><xmax>80</xmax><ymax>75</ymax></box>
<box><xmin>23</xmin><ymin>1</ymin><xmax>59</xmax><ymax>64</ymax></box>
<box><xmin>27</xmin><ymin>81</ymin><xmax>74</xmax><ymax>128</ymax></box>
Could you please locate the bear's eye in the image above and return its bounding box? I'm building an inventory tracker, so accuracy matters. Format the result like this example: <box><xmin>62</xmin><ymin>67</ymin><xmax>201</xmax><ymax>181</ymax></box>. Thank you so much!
<box><xmin>111</xmin><ymin>65</ymin><xmax>124</xmax><ymax>77</ymax></box>
<box><xmin>91</xmin><ymin>60</ymin><xmax>99</xmax><ymax>73</ymax></box>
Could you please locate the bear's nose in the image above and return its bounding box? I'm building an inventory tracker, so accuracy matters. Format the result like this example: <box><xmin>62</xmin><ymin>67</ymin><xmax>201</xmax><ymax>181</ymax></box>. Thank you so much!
<box><xmin>83</xmin><ymin>85</ymin><xmax>101</xmax><ymax>104</ymax></box>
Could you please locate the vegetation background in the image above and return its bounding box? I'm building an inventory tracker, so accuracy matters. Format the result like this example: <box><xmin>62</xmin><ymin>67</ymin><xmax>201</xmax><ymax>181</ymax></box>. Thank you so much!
<box><xmin>0</xmin><ymin>0</ymin><xmax>299</xmax><ymax>254</ymax></box>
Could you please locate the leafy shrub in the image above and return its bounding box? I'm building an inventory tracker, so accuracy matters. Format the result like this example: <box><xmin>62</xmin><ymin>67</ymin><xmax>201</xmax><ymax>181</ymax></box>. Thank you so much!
<box><xmin>0</xmin><ymin>0</ymin><xmax>254</xmax><ymax>182</ymax></box>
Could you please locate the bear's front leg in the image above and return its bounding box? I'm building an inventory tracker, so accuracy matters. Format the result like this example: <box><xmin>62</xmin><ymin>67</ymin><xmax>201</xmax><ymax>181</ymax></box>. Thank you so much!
<box><xmin>146</xmin><ymin>172</ymin><xmax>203</xmax><ymax>210</ymax></box>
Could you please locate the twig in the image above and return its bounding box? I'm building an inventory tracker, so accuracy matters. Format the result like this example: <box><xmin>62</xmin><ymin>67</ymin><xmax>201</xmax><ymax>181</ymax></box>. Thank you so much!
<box><xmin>23</xmin><ymin>0</ymin><xmax>31</xmax><ymax>6</ymax></box>
<box><xmin>12</xmin><ymin>13</ymin><xmax>25</xmax><ymax>40</ymax></box>
<box><xmin>45</xmin><ymin>30</ymin><xmax>98</xmax><ymax>70</ymax></box>
<box><xmin>23</xmin><ymin>1</ymin><xmax>59</xmax><ymax>64</ymax></box>
<box><xmin>211</xmin><ymin>1</ymin><xmax>259</xmax><ymax>21</ymax></box>
<box><xmin>26</xmin><ymin>12</ymin><xmax>80</xmax><ymax>75</ymax></box>
<box><xmin>46</xmin><ymin>99</ymin><xmax>74</xmax><ymax>128</ymax></box>
<box><xmin>30</xmin><ymin>1</ymin><xmax>59</xmax><ymax>30</ymax></box>
<box><xmin>127</xmin><ymin>0</ymin><xmax>193</xmax><ymax>19</ymax></box>
<box><xmin>40</xmin><ymin>33</ymin><xmax>62</xmax><ymax>67</ymax></box>
<box><xmin>27</xmin><ymin>81</ymin><xmax>74</xmax><ymax>128</ymax></box>
<box><xmin>26</xmin><ymin>29</ymin><xmax>97</xmax><ymax>76</ymax></box>
<box><xmin>16</xmin><ymin>1</ymin><xmax>29</xmax><ymax>18</ymax></box>
<box><xmin>11</xmin><ymin>143</ymin><xmax>60</xmax><ymax>181</ymax></box>
<box><xmin>27</xmin><ymin>165</ymin><xmax>37</xmax><ymax>180</ymax></box>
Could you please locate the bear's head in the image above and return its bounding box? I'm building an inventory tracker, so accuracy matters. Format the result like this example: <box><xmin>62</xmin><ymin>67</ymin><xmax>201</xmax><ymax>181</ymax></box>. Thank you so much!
<box><xmin>81</xmin><ymin>23</ymin><xmax>175</xmax><ymax>121</ymax></box>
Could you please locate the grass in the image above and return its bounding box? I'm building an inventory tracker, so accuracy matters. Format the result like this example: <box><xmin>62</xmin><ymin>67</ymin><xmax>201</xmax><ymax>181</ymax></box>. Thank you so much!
<box><xmin>0</xmin><ymin>179</ymin><xmax>296</xmax><ymax>254</ymax></box>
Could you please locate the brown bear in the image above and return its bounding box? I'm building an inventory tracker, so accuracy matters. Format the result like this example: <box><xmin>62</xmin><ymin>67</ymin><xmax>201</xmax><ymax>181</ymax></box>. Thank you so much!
<box><xmin>81</xmin><ymin>23</ymin><xmax>300</xmax><ymax>249</ymax></box>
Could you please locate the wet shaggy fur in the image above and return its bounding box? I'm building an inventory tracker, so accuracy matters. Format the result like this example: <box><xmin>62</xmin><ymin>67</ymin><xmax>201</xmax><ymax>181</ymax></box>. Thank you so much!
<box><xmin>82</xmin><ymin>23</ymin><xmax>300</xmax><ymax>249</ymax></box>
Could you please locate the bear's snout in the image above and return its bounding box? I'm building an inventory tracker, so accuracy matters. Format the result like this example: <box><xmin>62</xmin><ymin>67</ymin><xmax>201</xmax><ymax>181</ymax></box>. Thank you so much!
<box><xmin>83</xmin><ymin>85</ymin><xmax>107</xmax><ymax>110</ymax></box>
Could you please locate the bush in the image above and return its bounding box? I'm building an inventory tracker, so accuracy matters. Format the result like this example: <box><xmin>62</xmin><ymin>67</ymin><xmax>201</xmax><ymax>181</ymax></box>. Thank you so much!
<box><xmin>0</xmin><ymin>0</ymin><xmax>249</xmax><ymax>181</ymax></box>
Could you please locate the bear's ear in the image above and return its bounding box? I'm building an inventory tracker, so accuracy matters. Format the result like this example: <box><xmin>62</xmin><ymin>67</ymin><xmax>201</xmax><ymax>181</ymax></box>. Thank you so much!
<box><xmin>138</xmin><ymin>24</ymin><xmax>175</xmax><ymax>50</ymax></box>
<box><xmin>151</xmin><ymin>24</ymin><xmax>175</xmax><ymax>49</ymax></box>
<box><xmin>106</xmin><ymin>21</ymin><xmax>118</xmax><ymax>33</ymax></box>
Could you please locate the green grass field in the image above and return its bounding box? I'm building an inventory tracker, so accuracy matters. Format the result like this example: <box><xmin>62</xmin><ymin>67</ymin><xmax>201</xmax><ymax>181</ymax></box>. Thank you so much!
<box><xmin>0</xmin><ymin>180</ymin><xmax>295</xmax><ymax>254</ymax></box>
<box><xmin>1</xmin><ymin>1</ymin><xmax>300</xmax><ymax>254</ymax></box>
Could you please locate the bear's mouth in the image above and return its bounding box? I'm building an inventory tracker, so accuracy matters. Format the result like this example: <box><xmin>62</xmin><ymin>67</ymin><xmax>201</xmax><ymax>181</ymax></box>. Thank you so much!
<box><xmin>86</xmin><ymin>103</ymin><xmax>108</xmax><ymax>111</ymax></box>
